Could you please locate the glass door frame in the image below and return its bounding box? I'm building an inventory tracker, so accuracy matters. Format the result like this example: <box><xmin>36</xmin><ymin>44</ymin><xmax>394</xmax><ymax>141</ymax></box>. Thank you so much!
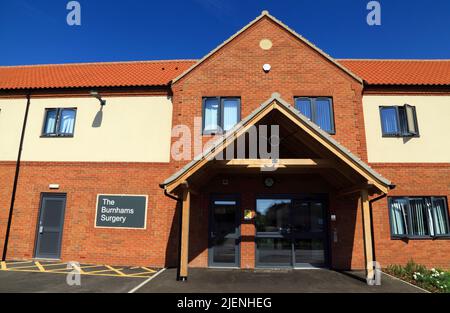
<box><xmin>208</xmin><ymin>194</ymin><xmax>241</xmax><ymax>268</ymax></box>
<box><xmin>254</xmin><ymin>194</ymin><xmax>331</xmax><ymax>269</ymax></box>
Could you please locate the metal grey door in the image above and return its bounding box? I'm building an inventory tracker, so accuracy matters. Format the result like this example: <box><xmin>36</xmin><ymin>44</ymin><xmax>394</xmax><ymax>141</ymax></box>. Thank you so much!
<box><xmin>209</xmin><ymin>197</ymin><xmax>240</xmax><ymax>267</ymax></box>
<box><xmin>34</xmin><ymin>194</ymin><xmax>67</xmax><ymax>259</ymax></box>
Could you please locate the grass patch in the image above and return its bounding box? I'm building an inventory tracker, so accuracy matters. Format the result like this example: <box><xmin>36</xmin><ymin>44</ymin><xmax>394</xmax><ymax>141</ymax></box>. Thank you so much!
<box><xmin>386</xmin><ymin>260</ymin><xmax>450</xmax><ymax>293</ymax></box>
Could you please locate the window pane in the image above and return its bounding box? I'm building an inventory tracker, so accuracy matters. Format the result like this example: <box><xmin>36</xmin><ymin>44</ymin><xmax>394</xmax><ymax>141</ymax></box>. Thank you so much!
<box><xmin>398</xmin><ymin>107</ymin><xmax>409</xmax><ymax>135</ymax></box>
<box><xmin>405</xmin><ymin>105</ymin><xmax>417</xmax><ymax>134</ymax></box>
<box><xmin>203</xmin><ymin>98</ymin><xmax>220</xmax><ymax>133</ymax></box>
<box><xmin>256</xmin><ymin>199</ymin><xmax>291</xmax><ymax>233</ymax></box>
<box><xmin>256</xmin><ymin>238</ymin><xmax>292</xmax><ymax>266</ymax></box>
<box><xmin>58</xmin><ymin>109</ymin><xmax>76</xmax><ymax>135</ymax></box>
<box><xmin>380</xmin><ymin>107</ymin><xmax>399</xmax><ymax>135</ymax></box>
<box><xmin>44</xmin><ymin>109</ymin><xmax>57</xmax><ymax>135</ymax></box>
<box><xmin>409</xmin><ymin>198</ymin><xmax>429</xmax><ymax>236</ymax></box>
<box><xmin>390</xmin><ymin>198</ymin><xmax>409</xmax><ymax>236</ymax></box>
<box><xmin>432</xmin><ymin>198</ymin><xmax>450</xmax><ymax>235</ymax></box>
<box><xmin>315</xmin><ymin>98</ymin><xmax>333</xmax><ymax>133</ymax></box>
<box><xmin>296</xmin><ymin>98</ymin><xmax>312</xmax><ymax>120</ymax></box>
<box><xmin>223</xmin><ymin>98</ymin><xmax>239</xmax><ymax>131</ymax></box>
<box><xmin>294</xmin><ymin>239</ymin><xmax>325</xmax><ymax>266</ymax></box>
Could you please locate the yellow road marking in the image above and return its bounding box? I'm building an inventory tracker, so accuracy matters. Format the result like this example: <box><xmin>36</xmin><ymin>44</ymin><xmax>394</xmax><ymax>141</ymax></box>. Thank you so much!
<box><xmin>105</xmin><ymin>265</ymin><xmax>126</xmax><ymax>276</ymax></box>
<box><xmin>71</xmin><ymin>263</ymin><xmax>85</xmax><ymax>274</ymax></box>
<box><xmin>5</xmin><ymin>263</ymin><xmax>38</xmax><ymax>270</ymax></box>
<box><xmin>35</xmin><ymin>261</ymin><xmax>45</xmax><ymax>272</ymax></box>
<box><xmin>3</xmin><ymin>261</ymin><xmax>32</xmax><ymax>265</ymax></box>
<box><xmin>0</xmin><ymin>261</ymin><xmax>157</xmax><ymax>278</ymax></box>
<box><xmin>38</xmin><ymin>262</ymin><xmax>68</xmax><ymax>267</ymax></box>
<box><xmin>5</xmin><ymin>268</ymin><xmax>151</xmax><ymax>278</ymax></box>
<box><xmin>6</xmin><ymin>268</ymin><xmax>42</xmax><ymax>273</ymax></box>
<box><xmin>77</xmin><ymin>265</ymin><xmax>106</xmax><ymax>271</ymax></box>
<box><xmin>85</xmin><ymin>268</ymin><xmax>125</xmax><ymax>274</ymax></box>
<box><xmin>128</xmin><ymin>271</ymin><xmax>156</xmax><ymax>277</ymax></box>
<box><xmin>141</xmin><ymin>267</ymin><xmax>157</xmax><ymax>273</ymax></box>
<box><xmin>46</xmin><ymin>268</ymin><xmax>72</xmax><ymax>273</ymax></box>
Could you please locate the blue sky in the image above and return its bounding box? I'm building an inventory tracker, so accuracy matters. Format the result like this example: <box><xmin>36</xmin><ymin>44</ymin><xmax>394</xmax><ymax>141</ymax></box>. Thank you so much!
<box><xmin>0</xmin><ymin>0</ymin><xmax>449</xmax><ymax>66</ymax></box>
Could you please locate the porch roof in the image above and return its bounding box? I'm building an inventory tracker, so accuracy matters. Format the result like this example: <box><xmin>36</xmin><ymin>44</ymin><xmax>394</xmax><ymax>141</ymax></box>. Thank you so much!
<box><xmin>160</xmin><ymin>93</ymin><xmax>393</xmax><ymax>194</ymax></box>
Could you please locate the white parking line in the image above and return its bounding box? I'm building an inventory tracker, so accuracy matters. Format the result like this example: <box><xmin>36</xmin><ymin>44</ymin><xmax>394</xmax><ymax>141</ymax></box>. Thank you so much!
<box><xmin>128</xmin><ymin>268</ymin><xmax>167</xmax><ymax>293</ymax></box>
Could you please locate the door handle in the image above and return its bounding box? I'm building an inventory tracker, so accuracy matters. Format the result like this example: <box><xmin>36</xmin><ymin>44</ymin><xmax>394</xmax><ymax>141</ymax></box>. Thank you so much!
<box><xmin>39</xmin><ymin>226</ymin><xmax>44</xmax><ymax>234</ymax></box>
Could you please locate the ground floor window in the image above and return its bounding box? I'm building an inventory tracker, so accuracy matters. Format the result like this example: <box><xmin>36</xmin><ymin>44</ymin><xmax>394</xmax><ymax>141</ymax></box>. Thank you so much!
<box><xmin>389</xmin><ymin>197</ymin><xmax>450</xmax><ymax>238</ymax></box>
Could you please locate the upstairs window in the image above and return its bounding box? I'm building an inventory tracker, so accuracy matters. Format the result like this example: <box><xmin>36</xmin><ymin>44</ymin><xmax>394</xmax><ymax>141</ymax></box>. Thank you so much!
<box><xmin>295</xmin><ymin>97</ymin><xmax>335</xmax><ymax>134</ymax></box>
<box><xmin>389</xmin><ymin>197</ymin><xmax>450</xmax><ymax>239</ymax></box>
<box><xmin>202</xmin><ymin>97</ymin><xmax>240</xmax><ymax>135</ymax></box>
<box><xmin>380</xmin><ymin>105</ymin><xmax>419</xmax><ymax>137</ymax></box>
<box><xmin>42</xmin><ymin>108</ymin><xmax>77</xmax><ymax>137</ymax></box>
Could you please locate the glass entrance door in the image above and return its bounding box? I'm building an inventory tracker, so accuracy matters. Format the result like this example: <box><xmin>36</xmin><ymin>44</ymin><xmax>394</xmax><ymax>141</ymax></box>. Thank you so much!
<box><xmin>209</xmin><ymin>197</ymin><xmax>240</xmax><ymax>267</ymax></box>
<box><xmin>291</xmin><ymin>200</ymin><xmax>327</xmax><ymax>267</ymax></box>
<box><xmin>255</xmin><ymin>197</ymin><xmax>328</xmax><ymax>268</ymax></box>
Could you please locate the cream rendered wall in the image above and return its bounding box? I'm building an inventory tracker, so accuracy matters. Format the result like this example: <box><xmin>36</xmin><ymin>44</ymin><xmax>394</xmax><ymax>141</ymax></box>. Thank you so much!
<box><xmin>363</xmin><ymin>95</ymin><xmax>450</xmax><ymax>163</ymax></box>
<box><xmin>0</xmin><ymin>96</ymin><xmax>173</xmax><ymax>163</ymax></box>
<box><xmin>0</xmin><ymin>98</ymin><xmax>27</xmax><ymax>161</ymax></box>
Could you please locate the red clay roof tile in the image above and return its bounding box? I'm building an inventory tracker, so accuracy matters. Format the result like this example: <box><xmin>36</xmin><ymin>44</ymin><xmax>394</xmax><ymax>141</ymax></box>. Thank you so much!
<box><xmin>0</xmin><ymin>59</ymin><xmax>449</xmax><ymax>90</ymax></box>
<box><xmin>0</xmin><ymin>60</ymin><xmax>197</xmax><ymax>90</ymax></box>
<box><xmin>338</xmin><ymin>59</ymin><xmax>450</xmax><ymax>86</ymax></box>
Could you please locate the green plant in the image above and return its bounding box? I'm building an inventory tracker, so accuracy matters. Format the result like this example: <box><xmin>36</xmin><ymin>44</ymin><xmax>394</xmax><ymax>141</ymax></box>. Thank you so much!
<box><xmin>387</xmin><ymin>260</ymin><xmax>450</xmax><ymax>293</ymax></box>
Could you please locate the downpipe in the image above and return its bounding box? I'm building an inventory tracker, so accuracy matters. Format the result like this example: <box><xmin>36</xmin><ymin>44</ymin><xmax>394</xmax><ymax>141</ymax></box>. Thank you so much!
<box><xmin>2</xmin><ymin>93</ymin><xmax>31</xmax><ymax>261</ymax></box>
<box><xmin>366</xmin><ymin>185</ymin><xmax>395</xmax><ymax>285</ymax></box>
<box><xmin>163</xmin><ymin>188</ymin><xmax>184</xmax><ymax>281</ymax></box>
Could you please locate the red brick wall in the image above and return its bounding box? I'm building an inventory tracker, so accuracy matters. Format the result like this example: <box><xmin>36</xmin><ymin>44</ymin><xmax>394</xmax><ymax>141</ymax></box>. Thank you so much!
<box><xmin>171</xmin><ymin>16</ymin><xmax>366</xmax><ymax>162</ymax></box>
<box><xmin>0</xmin><ymin>163</ymin><xmax>16</xmax><ymax>256</ymax></box>
<box><xmin>1</xmin><ymin>162</ymin><xmax>180</xmax><ymax>267</ymax></box>
<box><xmin>370</xmin><ymin>164</ymin><xmax>450</xmax><ymax>269</ymax></box>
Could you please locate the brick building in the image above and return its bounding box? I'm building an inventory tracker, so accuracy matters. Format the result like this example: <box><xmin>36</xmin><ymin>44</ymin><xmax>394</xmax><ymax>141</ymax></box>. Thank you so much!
<box><xmin>0</xmin><ymin>12</ymin><xmax>449</xmax><ymax>280</ymax></box>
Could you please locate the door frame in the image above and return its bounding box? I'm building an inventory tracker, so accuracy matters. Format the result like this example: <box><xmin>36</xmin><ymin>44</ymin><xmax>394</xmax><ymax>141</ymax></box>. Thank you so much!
<box><xmin>254</xmin><ymin>193</ymin><xmax>331</xmax><ymax>269</ymax></box>
<box><xmin>208</xmin><ymin>194</ymin><xmax>241</xmax><ymax>268</ymax></box>
<box><xmin>33</xmin><ymin>193</ymin><xmax>67</xmax><ymax>260</ymax></box>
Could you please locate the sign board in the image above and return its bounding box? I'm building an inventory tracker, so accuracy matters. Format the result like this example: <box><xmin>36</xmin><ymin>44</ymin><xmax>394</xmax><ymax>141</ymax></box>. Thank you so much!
<box><xmin>244</xmin><ymin>209</ymin><xmax>256</xmax><ymax>221</ymax></box>
<box><xmin>95</xmin><ymin>194</ymin><xmax>148</xmax><ymax>229</ymax></box>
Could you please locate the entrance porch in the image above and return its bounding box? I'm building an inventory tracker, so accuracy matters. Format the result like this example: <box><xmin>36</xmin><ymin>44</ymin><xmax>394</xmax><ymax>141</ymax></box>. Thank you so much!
<box><xmin>161</xmin><ymin>94</ymin><xmax>393</xmax><ymax>281</ymax></box>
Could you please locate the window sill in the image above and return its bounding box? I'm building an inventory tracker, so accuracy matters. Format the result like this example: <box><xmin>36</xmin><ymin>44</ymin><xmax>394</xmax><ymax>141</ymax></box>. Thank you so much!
<box><xmin>202</xmin><ymin>132</ymin><xmax>222</xmax><ymax>136</ymax></box>
<box><xmin>40</xmin><ymin>135</ymin><xmax>74</xmax><ymax>138</ymax></box>
<box><xmin>382</xmin><ymin>134</ymin><xmax>420</xmax><ymax>138</ymax></box>
<box><xmin>391</xmin><ymin>236</ymin><xmax>450</xmax><ymax>241</ymax></box>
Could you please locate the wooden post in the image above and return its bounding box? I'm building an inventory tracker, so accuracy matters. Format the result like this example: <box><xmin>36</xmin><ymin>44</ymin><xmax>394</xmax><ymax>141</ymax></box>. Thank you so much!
<box><xmin>361</xmin><ymin>188</ymin><xmax>374</xmax><ymax>281</ymax></box>
<box><xmin>179</xmin><ymin>188</ymin><xmax>191</xmax><ymax>281</ymax></box>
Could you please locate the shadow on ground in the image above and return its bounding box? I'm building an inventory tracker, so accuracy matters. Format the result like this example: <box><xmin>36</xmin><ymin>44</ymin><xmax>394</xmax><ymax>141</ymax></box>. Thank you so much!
<box><xmin>137</xmin><ymin>268</ymin><xmax>425</xmax><ymax>293</ymax></box>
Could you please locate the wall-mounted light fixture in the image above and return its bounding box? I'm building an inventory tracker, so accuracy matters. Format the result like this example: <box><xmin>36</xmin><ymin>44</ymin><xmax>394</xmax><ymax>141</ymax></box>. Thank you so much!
<box><xmin>90</xmin><ymin>90</ymin><xmax>106</xmax><ymax>106</ymax></box>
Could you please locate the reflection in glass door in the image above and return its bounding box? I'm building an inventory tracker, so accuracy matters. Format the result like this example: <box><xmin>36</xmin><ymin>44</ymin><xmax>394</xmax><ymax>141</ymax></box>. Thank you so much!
<box><xmin>255</xmin><ymin>199</ymin><xmax>292</xmax><ymax>266</ymax></box>
<box><xmin>209</xmin><ymin>197</ymin><xmax>240</xmax><ymax>267</ymax></box>
<box><xmin>255</xmin><ymin>197</ymin><xmax>328</xmax><ymax>268</ymax></box>
<box><xmin>292</xmin><ymin>200</ymin><xmax>326</xmax><ymax>267</ymax></box>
